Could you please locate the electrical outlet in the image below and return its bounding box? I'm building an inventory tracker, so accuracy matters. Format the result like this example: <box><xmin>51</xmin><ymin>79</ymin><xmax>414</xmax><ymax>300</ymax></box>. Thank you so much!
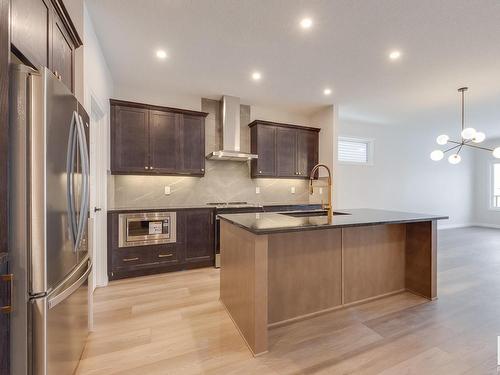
<box><xmin>164</xmin><ymin>186</ymin><xmax>171</xmax><ymax>195</ymax></box>
<box><xmin>255</xmin><ymin>186</ymin><xmax>260</xmax><ymax>194</ymax></box>
<box><xmin>291</xmin><ymin>186</ymin><xmax>296</xmax><ymax>194</ymax></box>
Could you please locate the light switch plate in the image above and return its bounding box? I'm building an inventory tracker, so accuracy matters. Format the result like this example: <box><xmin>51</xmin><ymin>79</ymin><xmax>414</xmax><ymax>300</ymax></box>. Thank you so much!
<box><xmin>164</xmin><ymin>186</ymin><xmax>171</xmax><ymax>195</ymax></box>
<box><xmin>255</xmin><ymin>186</ymin><xmax>260</xmax><ymax>194</ymax></box>
<box><xmin>291</xmin><ymin>186</ymin><xmax>296</xmax><ymax>194</ymax></box>
<box><xmin>319</xmin><ymin>187</ymin><xmax>323</xmax><ymax>195</ymax></box>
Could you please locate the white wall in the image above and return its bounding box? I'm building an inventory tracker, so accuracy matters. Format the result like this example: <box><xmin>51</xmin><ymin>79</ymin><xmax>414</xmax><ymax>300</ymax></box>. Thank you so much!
<box><xmin>472</xmin><ymin>139</ymin><xmax>500</xmax><ymax>227</ymax></box>
<box><xmin>84</xmin><ymin>3</ymin><xmax>114</xmax><ymax>125</ymax></box>
<box><xmin>335</xmin><ymin>121</ymin><xmax>474</xmax><ymax>228</ymax></box>
<box><xmin>84</xmin><ymin>2</ymin><xmax>114</xmax><ymax>287</ymax></box>
<box><xmin>309</xmin><ymin>105</ymin><xmax>337</xmax><ymax>204</ymax></box>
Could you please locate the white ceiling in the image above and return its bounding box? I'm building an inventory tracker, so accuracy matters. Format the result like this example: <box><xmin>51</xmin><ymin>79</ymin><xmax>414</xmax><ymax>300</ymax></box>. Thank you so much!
<box><xmin>87</xmin><ymin>0</ymin><xmax>500</xmax><ymax>135</ymax></box>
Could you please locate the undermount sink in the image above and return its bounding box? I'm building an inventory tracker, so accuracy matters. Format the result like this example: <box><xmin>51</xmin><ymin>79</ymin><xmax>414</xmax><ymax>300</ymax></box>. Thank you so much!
<box><xmin>282</xmin><ymin>210</ymin><xmax>351</xmax><ymax>218</ymax></box>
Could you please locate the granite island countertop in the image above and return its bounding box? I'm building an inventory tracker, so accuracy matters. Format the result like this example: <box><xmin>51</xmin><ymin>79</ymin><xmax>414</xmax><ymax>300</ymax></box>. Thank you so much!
<box><xmin>218</xmin><ymin>208</ymin><xmax>448</xmax><ymax>235</ymax></box>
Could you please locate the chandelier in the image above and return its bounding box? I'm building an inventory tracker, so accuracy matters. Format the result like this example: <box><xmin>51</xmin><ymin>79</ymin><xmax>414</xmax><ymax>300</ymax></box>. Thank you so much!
<box><xmin>430</xmin><ymin>87</ymin><xmax>500</xmax><ymax>164</ymax></box>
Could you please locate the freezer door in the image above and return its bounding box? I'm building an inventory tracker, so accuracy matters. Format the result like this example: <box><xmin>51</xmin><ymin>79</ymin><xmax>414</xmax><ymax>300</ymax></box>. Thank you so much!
<box><xmin>31</xmin><ymin>258</ymin><xmax>91</xmax><ymax>375</ymax></box>
<box><xmin>31</xmin><ymin>67</ymin><xmax>80</xmax><ymax>294</ymax></box>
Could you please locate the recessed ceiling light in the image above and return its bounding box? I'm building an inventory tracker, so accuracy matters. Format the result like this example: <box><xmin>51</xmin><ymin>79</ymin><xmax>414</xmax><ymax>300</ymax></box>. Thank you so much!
<box><xmin>389</xmin><ymin>50</ymin><xmax>401</xmax><ymax>60</ymax></box>
<box><xmin>156</xmin><ymin>49</ymin><xmax>167</xmax><ymax>59</ymax></box>
<box><xmin>323</xmin><ymin>88</ymin><xmax>332</xmax><ymax>96</ymax></box>
<box><xmin>300</xmin><ymin>18</ymin><xmax>313</xmax><ymax>29</ymax></box>
<box><xmin>251</xmin><ymin>71</ymin><xmax>262</xmax><ymax>81</ymax></box>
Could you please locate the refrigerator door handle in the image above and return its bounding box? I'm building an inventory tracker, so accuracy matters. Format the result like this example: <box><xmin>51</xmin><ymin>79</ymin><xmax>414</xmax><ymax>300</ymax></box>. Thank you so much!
<box><xmin>48</xmin><ymin>261</ymin><xmax>91</xmax><ymax>309</ymax></box>
<box><xmin>74</xmin><ymin>114</ymin><xmax>89</xmax><ymax>251</ymax></box>
<box><xmin>79</xmin><ymin>114</ymin><xmax>90</xmax><ymax>220</ymax></box>
<box><xmin>66</xmin><ymin>111</ymin><xmax>78</xmax><ymax>247</ymax></box>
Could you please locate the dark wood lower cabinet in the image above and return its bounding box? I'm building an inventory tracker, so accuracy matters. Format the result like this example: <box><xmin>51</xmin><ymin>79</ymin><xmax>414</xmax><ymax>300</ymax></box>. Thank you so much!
<box><xmin>184</xmin><ymin>209</ymin><xmax>214</xmax><ymax>265</ymax></box>
<box><xmin>108</xmin><ymin>208</ymin><xmax>215</xmax><ymax>280</ymax></box>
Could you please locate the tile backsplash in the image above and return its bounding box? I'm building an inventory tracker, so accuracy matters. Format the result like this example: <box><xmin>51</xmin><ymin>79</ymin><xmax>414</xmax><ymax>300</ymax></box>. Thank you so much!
<box><xmin>108</xmin><ymin>98</ymin><xmax>324</xmax><ymax>209</ymax></box>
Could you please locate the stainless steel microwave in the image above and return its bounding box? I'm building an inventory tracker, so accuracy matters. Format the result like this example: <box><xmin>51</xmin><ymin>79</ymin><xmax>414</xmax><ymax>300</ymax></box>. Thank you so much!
<box><xmin>118</xmin><ymin>212</ymin><xmax>177</xmax><ymax>248</ymax></box>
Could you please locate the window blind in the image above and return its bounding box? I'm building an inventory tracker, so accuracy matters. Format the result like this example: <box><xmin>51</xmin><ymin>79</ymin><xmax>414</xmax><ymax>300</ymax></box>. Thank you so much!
<box><xmin>338</xmin><ymin>138</ymin><xmax>369</xmax><ymax>163</ymax></box>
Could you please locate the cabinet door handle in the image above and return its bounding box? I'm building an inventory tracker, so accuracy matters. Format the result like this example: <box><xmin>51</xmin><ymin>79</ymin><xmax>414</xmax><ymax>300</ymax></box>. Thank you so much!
<box><xmin>123</xmin><ymin>257</ymin><xmax>139</xmax><ymax>262</ymax></box>
<box><xmin>259</xmin><ymin>170</ymin><xmax>262</xmax><ymax>174</ymax></box>
<box><xmin>201</xmin><ymin>168</ymin><xmax>205</xmax><ymax>172</ymax></box>
<box><xmin>158</xmin><ymin>254</ymin><xmax>173</xmax><ymax>258</ymax></box>
<box><xmin>144</xmin><ymin>166</ymin><xmax>149</xmax><ymax>170</ymax></box>
<box><xmin>150</xmin><ymin>166</ymin><xmax>154</xmax><ymax>170</ymax></box>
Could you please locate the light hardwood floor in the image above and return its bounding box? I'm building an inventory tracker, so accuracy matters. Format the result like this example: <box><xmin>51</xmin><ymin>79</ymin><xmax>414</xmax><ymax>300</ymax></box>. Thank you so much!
<box><xmin>76</xmin><ymin>227</ymin><xmax>500</xmax><ymax>374</ymax></box>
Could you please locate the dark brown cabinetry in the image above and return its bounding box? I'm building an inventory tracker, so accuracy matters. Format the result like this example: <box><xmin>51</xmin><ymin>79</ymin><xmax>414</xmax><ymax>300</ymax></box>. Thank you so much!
<box><xmin>112</xmin><ymin>105</ymin><xmax>149</xmax><ymax>173</ymax></box>
<box><xmin>150</xmin><ymin>110</ymin><xmax>179</xmax><ymax>173</ymax></box>
<box><xmin>249</xmin><ymin>120</ymin><xmax>320</xmax><ymax>179</ymax></box>
<box><xmin>250</xmin><ymin>123</ymin><xmax>277</xmax><ymax>177</ymax></box>
<box><xmin>51</xmin><ymin>13</ymin><xmax>74</xmax><ymax>90</ymax></box>
<box><xmin>110</xmin><ymin>99</ymin><xmax>207</xmax><ymax>176</ymax></box>
<box><xmin>108</xmin><ymin>208</ymin><xmax>214</xmax><ymax>280</ymax></box>
<box><xmin>184</xmin><ymin>209</ymin><xmax>214</xmax><ymax>265</ymax></box>
<box><xmin>296</xmin><ymin>129</ymin><xmax>319</xmax><ymax>177</ymax></box>
<box><xmin>10</xmin><ymin>0</ymin><xmax>82</xmax><ymax>92</ymax></box>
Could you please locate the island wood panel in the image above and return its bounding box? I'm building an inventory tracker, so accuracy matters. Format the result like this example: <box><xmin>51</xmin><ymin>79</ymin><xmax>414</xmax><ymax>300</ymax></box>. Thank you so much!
<box><xmin>342</xmin><ymin>224</ymin><xmax>406</xmax><ymax>304</ymax></box>
<box><xmin>405</xmin><ymin>220</ymin><xmax>437</xmax><ymax>300</ymax></box>
<box><xmin>267</xmin><ymin>229</ymin><xmax>342</xmax><ymax>324</ymax></box>
<box><xmin>219</xmin><ymin>221</ymin><xmax>268</xmax><ymax>356</ymax></box>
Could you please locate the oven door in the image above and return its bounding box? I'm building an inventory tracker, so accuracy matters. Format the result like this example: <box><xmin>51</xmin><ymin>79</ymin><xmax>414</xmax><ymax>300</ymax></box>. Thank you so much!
<box><xmin>119</xmin><ymin>212</ymin><xmax>176</xmax><ymax>247</ymax></box>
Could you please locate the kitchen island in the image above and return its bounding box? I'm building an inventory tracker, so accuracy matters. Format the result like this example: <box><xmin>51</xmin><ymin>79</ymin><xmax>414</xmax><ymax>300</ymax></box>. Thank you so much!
<box><xmin>219</xmin><ymin>208</ymin><xmax>447</xmax><ymax>356</ymax></box>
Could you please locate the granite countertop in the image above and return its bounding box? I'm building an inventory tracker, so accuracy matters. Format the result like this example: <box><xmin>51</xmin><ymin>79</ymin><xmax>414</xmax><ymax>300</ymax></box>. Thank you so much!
<box><xmin>218</xmin><ymin>208</ymin><xmax>449</xmax><ymax>235</ymax></box>
<box><xmin>107</xmin><ymin>203</ymin><xmax>320</xmax><ymax>213</ymax></box>
<box><xmin>107</xmin><ymin>205</ymin><xmax>220</xmax><ymax>213</ymax></box>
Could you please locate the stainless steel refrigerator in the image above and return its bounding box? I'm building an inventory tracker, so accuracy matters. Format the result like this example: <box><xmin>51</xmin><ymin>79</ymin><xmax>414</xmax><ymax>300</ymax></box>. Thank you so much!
<box><xmin>9</xmin><ymin>64</ymin><xmax>92</xmax><ymax>375</ymax></box>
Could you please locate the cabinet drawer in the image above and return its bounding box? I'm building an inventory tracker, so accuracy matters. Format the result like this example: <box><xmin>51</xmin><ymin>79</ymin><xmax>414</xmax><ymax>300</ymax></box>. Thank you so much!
<box><xmin>112</xmin><ymin>245</ymin><xmax>179</xmax><ymax>269</ymax></box>
<box><xmin>113</xmin><ymin>248</ymin><xmax>151</xmax><ymax>268</ymax></box>
<box><xmin>152</xmin><ymin>246</ymin><xmax>178</xmax><ymax>264</ymax></box>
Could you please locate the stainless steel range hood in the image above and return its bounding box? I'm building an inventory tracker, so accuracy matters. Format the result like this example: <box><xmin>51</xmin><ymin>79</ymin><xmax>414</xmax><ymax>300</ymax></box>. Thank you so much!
<box><xmin>206</xmin><ymin>95</ymin><xmax>258</xmax><ymax>161</ymax></box>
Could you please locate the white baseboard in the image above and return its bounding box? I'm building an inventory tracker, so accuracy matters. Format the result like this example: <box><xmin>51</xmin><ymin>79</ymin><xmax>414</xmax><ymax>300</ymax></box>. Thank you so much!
<box><xmin>469</xmin><ymin>222</ymin><xmax>500</xmax><ymax>229</ymax></box>
<box><xmin>439</xmin><ymin>222</ymin><xmax>500</xmax><ymax>230</ymax></box>
<box><xmin>438</xmin><ymin>223</ymin><xmax>473</xmax><ymax>230</ymax></box>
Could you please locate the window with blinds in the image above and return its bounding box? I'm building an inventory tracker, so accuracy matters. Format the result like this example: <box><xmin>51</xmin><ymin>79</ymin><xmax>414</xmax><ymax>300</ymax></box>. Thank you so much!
<box><xmin>337</xmin><ymin>137</ymin><xmax>373</xmax><ymax>165</ymax></box>
<box><xmin>493</xmin><ymin>163</ymin><xmax>500</xmax><ymax>209</ymax></box>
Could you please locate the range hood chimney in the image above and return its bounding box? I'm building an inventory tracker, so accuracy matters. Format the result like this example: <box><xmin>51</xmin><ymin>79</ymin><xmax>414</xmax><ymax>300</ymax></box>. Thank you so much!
<box><xmin>206</xmin><ymin>95</ymin><xmax>258</xmax><ymax>161</ymax></box>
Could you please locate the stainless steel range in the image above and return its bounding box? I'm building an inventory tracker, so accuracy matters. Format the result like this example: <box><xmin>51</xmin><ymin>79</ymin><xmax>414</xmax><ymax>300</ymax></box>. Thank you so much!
<box><xmin>209</xmin><ymin>202</ymin><xmax>264</xmax><ymax>268</ymax></box>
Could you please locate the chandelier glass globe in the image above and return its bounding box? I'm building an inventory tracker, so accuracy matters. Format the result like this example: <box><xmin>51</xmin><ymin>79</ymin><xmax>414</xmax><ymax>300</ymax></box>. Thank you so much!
<box><xmin>430</xmin><ymin>150</ymin><xmax>444</xmax><ymax>161</ymax></box>
<box><xmin>493</xmin><ymin>147</ymin><xmax>500</xmax><ymax>159</ymax></box>
<box><xmin>472</xmin><ymin>132</ymin><xmax>486</xmax><ymax>143</ymax></box>
<box><xmin>436</xmin><ymin>135</ymin><xmax>449</xmax><ymax>145</ymax></box>
<box><xmin>448</xmin><ymin>154</ymin><xmax>462</xmax><ymax>164</ymax></box>
<box><xmin>461</xmin><ymin>127</ymin><xmax>476</xmax><ymax>140</ymax></box>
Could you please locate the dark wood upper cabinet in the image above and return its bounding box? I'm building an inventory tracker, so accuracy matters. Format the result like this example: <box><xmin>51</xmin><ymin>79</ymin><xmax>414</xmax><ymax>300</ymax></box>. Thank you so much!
<box><xmin>111</xmin><ymin>105</ymin><xmax>149</xmax><ymax>173</ymax></box>
<box><xmin>11</xmin><ymin>0</ymin><xmax>51</xmax><ymax>68</ymax></box>
<box><xmin>183</xmin><ymin>209</ymin><xmax>214</xmax><ymax>265</ymax></box>
<box><xmin>249</xmin><ymin>120</ymin><xmax>320</xmax><ymax>179</ymax></box>
<box><xmin>149</xmin><ymin>110</ymin><xmax>179</xmax><ymax>173</ymax></box>
<box><xmin>276</xmin><ymin>127</ymin><xmax>297</xmax><ymax>177</ymax></box>
<box><xmin>297</xmin><ymin>129</ymin><xmax>319</xmax><ymax>176</ymax></box>
<box><xmin>10</xmin><ymin>0</ymin><xmax>82</xmax><ymax>93</ymax></box>
<box><xmin>250</xmin><ymin>123</ymin><xmax>277</xmax><ymax>177</ymax></box>
<box><xmin>180</xmin><ymin>114</ymin><xmax>205</xmax><ymax>174</ymax></box>
<box><xmin>51</xmin><ymin>13</ymin><xmax>74</xmax><ymax>91</ymax></box>
<box><xmin>110</xmin><ymin>99</ymin><xmax>208</xmax><ymax>176</ymax></box>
